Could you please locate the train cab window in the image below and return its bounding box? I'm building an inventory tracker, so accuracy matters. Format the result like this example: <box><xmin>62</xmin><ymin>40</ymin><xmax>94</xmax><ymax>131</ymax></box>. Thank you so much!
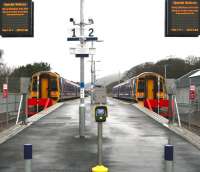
<box><xmin>32</xmin><ymin>79</ymin><xmax>37</xmax><ymax>91</ymax></box>
<box><xmin>160</xmin><ymin>81</ymin><xmax>163</xmax><ymax>91</ymax></box>
<box><xmin>155</xmin><ymin>80</ymin><xmax>163</xmax><ymax>91</ymax></box>
<box><xmin>51</xmin><ymin>79</ymin><xmax>58</xmax><ymax>91</ymax></box>
<box><xmin>138</xmin><ymin>80</ymin><xmax>145</xmax><ymax>92</ymax></box>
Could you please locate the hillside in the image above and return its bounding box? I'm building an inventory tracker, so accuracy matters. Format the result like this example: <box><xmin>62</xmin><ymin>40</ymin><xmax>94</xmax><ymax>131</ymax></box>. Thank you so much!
<box><xmin>86</xmin><ymin>72</ymin><xmax>125</xmax><ymax>89</ymax></box>
<box><xmin>105</xmin><ymin>56</ymin><xmax>200</xmax><ymax>94</ymax></box>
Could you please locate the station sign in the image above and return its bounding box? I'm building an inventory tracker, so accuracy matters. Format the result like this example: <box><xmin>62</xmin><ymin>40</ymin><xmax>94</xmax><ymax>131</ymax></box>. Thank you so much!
<box><xmin>80</xmin><ymin>88</ymin><xmax>84</xmax><ymax>98</ymax></box>
<box><xmin>0</xmin><ymin>0</ymin><xmax>34</xmax><ymax>37</ymax></box>
<box><xmin>189</xmin><ymin>84</ymin><xmax>196</xmax><ymax>100</ymax></box>
<box><xmin>3</xmin><ymin>83</ymin><xmax>8</xmax><ymax>98</ymax></box>
<box><xmin>165</xmin><ymin>0</ymin><xmax>200</xmax><ymax>37</ymax></box>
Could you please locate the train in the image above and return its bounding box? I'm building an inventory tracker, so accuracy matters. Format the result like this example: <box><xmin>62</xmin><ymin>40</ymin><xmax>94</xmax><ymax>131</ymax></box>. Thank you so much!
<box><xmin>28</xmin><ymin>71</ymin><xmax>80</xmax><ymax>116</ymax></box>
<box><xmin>112</xmin><ymin>72</ymin><xmax>168</xmax><ymax>114</ymax></box>
<box><xmin>112</xmin><ymin>72</ymin><xmax>166</xmax><ymax>101</ymax></box>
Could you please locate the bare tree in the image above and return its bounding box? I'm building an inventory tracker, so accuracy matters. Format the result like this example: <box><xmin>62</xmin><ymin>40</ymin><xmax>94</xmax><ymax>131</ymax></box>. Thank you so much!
<box><xmin>0</xmin><ymin>50</ymin><xmax>13</xmax><ymax>77</ymax></box>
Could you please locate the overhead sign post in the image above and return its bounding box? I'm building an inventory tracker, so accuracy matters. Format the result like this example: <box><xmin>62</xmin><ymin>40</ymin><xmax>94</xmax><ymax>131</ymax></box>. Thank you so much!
<box><xmin>0</xmin><ymin>0</ymin><xmax>34</xmax><ymax>37</ymax></box>
<box><xmin>67</xmin><ymin>7</ymin><xmax>100</xmax><ymax>138</ymax></box>
<box><xmin>165</xmin><ymin>0</ymin><xmax>200</xmax><ymax>37</ymax></box>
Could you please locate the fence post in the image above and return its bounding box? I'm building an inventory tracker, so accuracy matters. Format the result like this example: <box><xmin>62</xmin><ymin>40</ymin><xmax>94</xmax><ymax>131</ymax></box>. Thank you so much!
<box><xmin>22</xmin><ymin>93</ymin><xmax>27</xmax><ymax>124</ymax></box>
<box><xmin>174</xmin><ymin>95</ymin><xmax>181</xmax><ymax>128</ymax></box>
<box><xmin>6</xmin><ymin>77</ymin><xmax>9</xmax><ymax>127</ymax></box>
<box><xmin>14</xmin><ymin>93</ymin><xmax>17</xmax><ymax>112</ymax></box>
<box><xmin>168</xmin><ymin>94</ymin><xmax>173</xmax><ymax>124</ymax></box>
<box><xmin>16</xmin><ymin>95</ymin><xmax>23</xmax><ymax>124</ymax></box>
<box><xmin>189</xmin><ymin>100</ymin><xmax>193</xmax><ymax>130</ymax></box>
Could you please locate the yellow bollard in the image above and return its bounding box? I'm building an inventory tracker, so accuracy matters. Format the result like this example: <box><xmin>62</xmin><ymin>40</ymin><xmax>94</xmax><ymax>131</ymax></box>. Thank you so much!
<box><xmin>92</xmin><ymin>165</ymin><xmax>109</xmax><ymax>172</ymax></box>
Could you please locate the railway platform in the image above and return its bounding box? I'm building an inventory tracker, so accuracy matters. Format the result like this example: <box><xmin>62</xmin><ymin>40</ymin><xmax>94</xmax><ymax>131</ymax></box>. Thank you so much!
<box><xmin>0</xmin><ymin>98</ymin><xmax>200</xmax><ymax>172</ymax></box>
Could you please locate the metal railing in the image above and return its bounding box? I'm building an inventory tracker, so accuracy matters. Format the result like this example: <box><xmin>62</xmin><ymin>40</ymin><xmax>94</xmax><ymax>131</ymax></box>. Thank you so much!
<box><xmin>0</xmin><ymin>93</ymin><xmax>22</xmax><ymax>129</ymax></box>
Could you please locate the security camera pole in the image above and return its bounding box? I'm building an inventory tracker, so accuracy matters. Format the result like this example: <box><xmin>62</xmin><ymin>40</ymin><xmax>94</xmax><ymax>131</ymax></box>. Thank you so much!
<box><xmin>90</xmin><ymin>41</ymin><xmax>96</xmax><ymax>104</ymax></box>
<box><xmin>67</xmin><ymin>0</ymin><xmax>99</xmax><ymax>137</ymax></box>
<box><xmin>79</xmin><ymin>0</ymin><xmax>86</xmax><ymax>138</ymax></box>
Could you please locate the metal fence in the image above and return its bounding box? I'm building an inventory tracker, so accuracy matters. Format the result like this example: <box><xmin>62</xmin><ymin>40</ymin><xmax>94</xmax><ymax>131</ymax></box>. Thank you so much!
<box><xmin>0</xmin><ymin>77</ymin><xmax>21</xmax><ymax>93</ymax></box>
<box><xmin>175</xmin><ymin>87</ymin><xmax>200</xmax><ymax>129</ymax></box>
<box><xmin>0</xmin><ymin>77</ymin><xmax>27</xmax><ymax>131</ymax></box>
<box><xmin>0</xmin><ymin>93</ymin><xmax>21</xmax><ymax>128</ymax></box>
<box><xmin>177</xmin><ymin>86</ymin><xmax>200</xmax><ymax>112</ymax></box>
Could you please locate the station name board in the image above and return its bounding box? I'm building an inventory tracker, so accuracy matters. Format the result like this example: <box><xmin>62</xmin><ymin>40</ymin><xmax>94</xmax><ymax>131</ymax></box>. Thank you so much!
<box><xmin>165</xmin><ymin>0</ymin><xmax>200</xmax><ymax>37</ymax></box>
<box><xmin>0</xmin><ymin>0</ymin><xmax>34</xmax><ymax>37</ymax></box>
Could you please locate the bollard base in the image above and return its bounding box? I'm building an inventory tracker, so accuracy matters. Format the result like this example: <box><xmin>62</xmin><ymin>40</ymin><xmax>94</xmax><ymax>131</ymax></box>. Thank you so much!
<box><xmin>92</xmin><ymin>165</ymin><xmax>108</xmax><ymax>172</ymax></box>
<box><xmin>79</xmin><ymin>104</ymin><xmax>85</xmax><ymax>137</ymax></box>
<box><xmin>165</xmin><ymin>161</ymin><xmax>174</xmax><ymax>172</ymax></box>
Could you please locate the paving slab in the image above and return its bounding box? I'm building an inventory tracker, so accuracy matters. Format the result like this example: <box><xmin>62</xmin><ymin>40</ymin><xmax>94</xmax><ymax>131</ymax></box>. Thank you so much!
<box><xmin>0</xmin><ymin>98</ymin><xmax>200</xmax><ymax>172</ymax></box>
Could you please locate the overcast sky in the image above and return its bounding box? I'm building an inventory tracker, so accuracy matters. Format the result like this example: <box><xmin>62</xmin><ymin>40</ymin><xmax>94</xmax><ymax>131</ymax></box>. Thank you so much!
<box><xmin>1</xmin><ymin>0</ymin><xmax>200</xmax><ymax>82</ymax></box>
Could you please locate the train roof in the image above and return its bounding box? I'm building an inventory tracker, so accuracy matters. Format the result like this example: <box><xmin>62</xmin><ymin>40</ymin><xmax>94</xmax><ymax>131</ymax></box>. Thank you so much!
<box><xmin>61</xmin><ymin>77</ymin><xmax>80</xmax><ymax>87</ymax></box>
<box><xmin>113</xmin><ymin>78</ymin><xmax>132</xmax><ymax>88</ymax></box>
<box><xmin>113</xmin><ymin>72</ymin><xmax>164</xmax><ymax>88</ymax></box>
<box><xmin>31</xmin><ymin>71</ymin><xmax>79</xmax><ymax>87</ymax></box>
<box><xmin>32</xmin><ymin>71</ymin><xmax>60</xmax><ymax>78</ymax></box>
<box><xmin>136</xmin><ymin>72</ymin><xmax>164</xmax><ymax>79</ymax></box>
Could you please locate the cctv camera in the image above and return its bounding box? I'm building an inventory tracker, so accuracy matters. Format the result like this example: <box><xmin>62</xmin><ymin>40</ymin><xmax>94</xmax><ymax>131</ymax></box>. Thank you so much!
<box><xmin>70</xmin><ymin>18</ymin><xmax>74</xmax><ymax>22</ymax></box>
<box><xmin>88</xmin><ymin>19</ymin><xmax>94</xmax><ymax>24</ymax></box>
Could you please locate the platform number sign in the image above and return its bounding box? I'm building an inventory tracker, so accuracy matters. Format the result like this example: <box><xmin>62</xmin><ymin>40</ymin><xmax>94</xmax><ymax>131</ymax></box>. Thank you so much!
<box><xmin>71</xmin><ymin>28</ymin><xmax>94</xmax><ymax>38</ymax></box>
<box><xmin>88</xmin><ymin>28</ymin><xmax>94</xmax><ymax>37</ymax></box>
<box><xmin>72</xmin><ymin>28</ymin><xmax>76</xmax><ymax>37</ymax></box>
<box><xmin>165</xmin><ymin>0</ymin><xmax>200</xmax><ymax>37</ymax></box>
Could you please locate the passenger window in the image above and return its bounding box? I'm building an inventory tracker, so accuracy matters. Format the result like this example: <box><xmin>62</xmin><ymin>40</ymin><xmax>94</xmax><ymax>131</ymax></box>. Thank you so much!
<box><xmin>51</xmin><ymin>79</ymin><xmax>58</xmax><ymax>91</ymax></box>
<box><xmin>133</xmin><ymin>81</ymin><xmax>136</xmax><ymax>94</ymax></box>
<box><xmin>32</xmin><ymin>79</ymin><xmax>37</xmax><ymax>91</ymax></box>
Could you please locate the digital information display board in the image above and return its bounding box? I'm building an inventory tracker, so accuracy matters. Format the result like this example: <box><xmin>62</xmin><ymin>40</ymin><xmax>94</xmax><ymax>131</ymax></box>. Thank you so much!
<box><xmin>165</xmin><ymin>0</ymin><xmax>200</xmax><ymax>37</ymax></box>
<box><xmin>0</xmin><ymin>0</ymin><xmax>33</xmax><ymax>37</ymax></box>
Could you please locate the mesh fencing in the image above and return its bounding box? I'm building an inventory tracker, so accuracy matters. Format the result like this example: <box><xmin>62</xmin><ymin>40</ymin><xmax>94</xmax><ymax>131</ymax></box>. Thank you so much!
<box><xmin>0</xmin><ymin>77</ymin><xmax>28</xmax><ymax>131</ymax></box>
<box><xmin>175</xmin><ymin>87</ymin><xmax>200</xmax><ymax>129</ymax></box>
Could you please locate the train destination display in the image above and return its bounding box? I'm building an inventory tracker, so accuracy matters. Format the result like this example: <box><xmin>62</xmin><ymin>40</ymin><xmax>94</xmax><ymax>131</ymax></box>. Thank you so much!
<box><xmin>0</xmin><ymin>0</ymin><xmax>33</xmax><ymax>37</ymax></box>
<box><xmin>165</xmin><ymin>0</ymin><xmax>200</xmax><ymax>37</ymax></box>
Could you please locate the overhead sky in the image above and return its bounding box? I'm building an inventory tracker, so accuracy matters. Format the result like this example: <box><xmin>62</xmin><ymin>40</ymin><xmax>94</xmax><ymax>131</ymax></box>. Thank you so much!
<box><xmin>1</xmin><ymin>0</ymin><xmax>200</xmax><ymax>82</ymax></box>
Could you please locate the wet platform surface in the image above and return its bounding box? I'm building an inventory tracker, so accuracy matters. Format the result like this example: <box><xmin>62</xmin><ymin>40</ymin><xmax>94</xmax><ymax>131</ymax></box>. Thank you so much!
<box><xmin>0</xmin><ymin>98</ymin><xmax>200</xmax><ymax>172</ymax></box>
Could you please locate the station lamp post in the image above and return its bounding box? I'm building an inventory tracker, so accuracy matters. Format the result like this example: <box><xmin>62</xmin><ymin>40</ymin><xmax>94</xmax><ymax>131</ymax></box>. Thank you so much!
<box><xmin>93</xmin><ymin>60</ymin><xmax>101</xmax><ymax>86</ymax></box>
<box><xmin>90</xmin><ymin>40</ymin><xmax>103</xmax><ymax>104</ymax></box>
<box><xmin>90</xmin><ymin>59</ymin><xmax>101</xmax><ymax>104</ymax></box>
<box><xmin>164</xmin><ymin>64</ymin><xmax>167</xmax><ymax>79</ymax></box>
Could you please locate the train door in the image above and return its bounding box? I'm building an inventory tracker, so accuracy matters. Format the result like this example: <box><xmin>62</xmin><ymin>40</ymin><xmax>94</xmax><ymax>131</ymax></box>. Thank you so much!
<box><xmin>41</xmin><ymin>78</ymin><xmax>49</xmax><ymax>98</ymax></box>
<box><xmin>147</xmin><ymin>80</ymin><xmax>154</xmax><ymax>99</ymax></box>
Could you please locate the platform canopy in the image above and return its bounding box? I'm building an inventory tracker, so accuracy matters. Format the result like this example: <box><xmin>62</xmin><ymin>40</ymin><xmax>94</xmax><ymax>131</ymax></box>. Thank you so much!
<box><xmin>189</xmin><ymin>70</ymin><xmax>200</xmax><ymax>78</ymax></box>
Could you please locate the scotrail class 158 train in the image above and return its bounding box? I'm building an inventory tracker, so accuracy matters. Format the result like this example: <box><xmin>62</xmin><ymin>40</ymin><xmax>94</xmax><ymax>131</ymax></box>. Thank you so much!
<box><xmin>28</xmin><ymin>71</ymin><xmax>80</xmax><ymax>116</ymax></box>
<box><xmin>112</xmin><ymin>72</ymin><xmax>167</xmax><ymax>103</ymax></box>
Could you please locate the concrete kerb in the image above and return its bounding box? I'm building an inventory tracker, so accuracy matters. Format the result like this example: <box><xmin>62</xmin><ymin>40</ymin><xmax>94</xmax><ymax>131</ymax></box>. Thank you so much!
<box><xmin>133</xmin><ymin>103</ymin><xmax>200</xmax><ymax>150</ymax></box>
<box><xmin>0</xmin><ymin>102</ymin><xmax>64</xmax><ymax>145</ymax></box>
